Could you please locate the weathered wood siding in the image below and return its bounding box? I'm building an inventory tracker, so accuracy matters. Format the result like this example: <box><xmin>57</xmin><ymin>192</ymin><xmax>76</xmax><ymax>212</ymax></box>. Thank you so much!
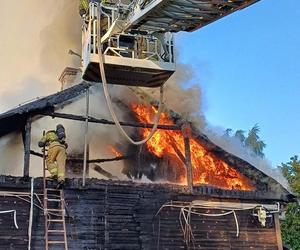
<box><xmin>0</xmin><ymin>177</ymin><xmax>281</xmax><ymax>250</ymax></box>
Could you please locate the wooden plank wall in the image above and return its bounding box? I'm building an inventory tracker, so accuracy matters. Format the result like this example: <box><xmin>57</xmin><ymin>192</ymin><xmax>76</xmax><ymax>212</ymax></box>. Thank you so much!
<box><xmin>0</xmin><ymin>183</ymin><xmax>279</xmax><ymax>250</ymax></box>
<box><xmin>156</xmin><ymin>207</ymin><xmax>278</xmax><ymax>250</ymax></box>
<box><xmin>0</xmin><ymin>196</ymin><xmax>31</xmax><ymax>249</ymax></box>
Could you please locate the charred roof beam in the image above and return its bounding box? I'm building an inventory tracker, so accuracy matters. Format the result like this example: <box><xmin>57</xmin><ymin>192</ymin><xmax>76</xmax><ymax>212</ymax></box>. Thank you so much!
<box><xmin>40</xmin><ymin>111</ymin><xmax>182</xmax><ymax>131</ymax></box>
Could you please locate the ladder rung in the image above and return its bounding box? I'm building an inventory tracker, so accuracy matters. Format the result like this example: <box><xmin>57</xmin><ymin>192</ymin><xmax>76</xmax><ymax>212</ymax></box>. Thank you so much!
<box><xmin>48</xmin><ymin>241</ymin><xmax>66</xmax><ymax>244</ymax></box>
<box><xmin>46</xmin><ymin>188</ymin><xmax>61</xmax><ymax>192</ymax></box>
<box><xmin>48</xmin><ymin>219</ymin><xmax>64</xmax><ymax>222</ymax></box>
<box><xmin>46</xmin><ymin>208</ymin><xmax>64</xmax><ymax>212</ymax></box>
<box><xmin>46</xmin><ymin>198</ymin><xmax>63</xmax><ymax>202</ymax></box>
<box><xmin>46</xmin><ymin>195</ymin><xmax>61</xmax><ymax>199</ymax></box>
<box><xmin>45</xmin><ymin>178</ymin><xmax>56</xmax><ymax>181</ymax></box>
<box><xmin>48</xmin><ymin>230</ymin><xmax>65</xmax><ymax>233</ymax></box>
<box><xmin>47</xmin><ymin>214</ymin><xmax>63</xmax><ymax>218</ymax></box>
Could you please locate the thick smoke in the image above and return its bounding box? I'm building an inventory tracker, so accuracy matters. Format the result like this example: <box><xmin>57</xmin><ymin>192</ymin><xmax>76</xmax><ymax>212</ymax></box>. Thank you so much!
<box><xmin>29</xmin><ymin>85</ymin><xmax>130</xmax><ymax>178</ymax></box>
<box><xmin>139</xmin><ymin>63</ymin><xmax>206</xmax><ymax>128</ymax></box>
<box><xmin>0</xmin><ymin>0</ymin><xmax>81</xmax><ymax>112</ymax></box>
<box><xmin>0</xmin><ymin>0</ymin><xmax>82</xmax><ymax>176</ymax></box>
<box><xmin>0</xmin><ymin>1</ymin><xmax>289</xmax><ymax>191</ymax></box>
<box><xmin>0</xmin><ymin>134</ymin><xmax>24</xmax><ymax>176</ymax></box>
<box><xmin>0</xmin><ymin>0</ymin><xmax>206</xmax><ymax>180</ymax></box>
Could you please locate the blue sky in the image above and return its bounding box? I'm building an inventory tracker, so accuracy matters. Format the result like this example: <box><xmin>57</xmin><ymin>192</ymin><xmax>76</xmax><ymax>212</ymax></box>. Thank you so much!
<box><xmin>176</xmin><ymin>1</ymin><xmax>300</xmax><ymax>166</ymax></box>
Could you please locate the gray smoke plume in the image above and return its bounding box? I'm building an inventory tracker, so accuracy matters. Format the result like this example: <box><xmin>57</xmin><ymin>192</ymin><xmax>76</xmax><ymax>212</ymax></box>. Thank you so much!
<box><xmin>0</xmin><ymin>0</ymin><xmax>206</xmax><ymax>179</ymax></box>
<box><xmin>28</xmin><ymin>85</ymin><xmax>130</xmax><ymax>178</ymax></box>
<box><xmin>0</xmin><ymin>0</ymin><xmax>81</xmax><ymax>112</ymax></box>
<box><xmin>0</xmin><ymin>133</ymin><xmax>24</xmax><ymax>176</ymax></box>
<box><xmin>137</xmin><ymin>63</ymin><xmax>206</xmax><ymax>128</ymax></box>
<box><xmin>0</xmin><ymin>1</ymin><xmax>290</xmax><ymax>191</ymax></box>
<box><xmin>0</xmin><ymin>0</ymin><xmax>83</xmax><ymax>177</ymax></box>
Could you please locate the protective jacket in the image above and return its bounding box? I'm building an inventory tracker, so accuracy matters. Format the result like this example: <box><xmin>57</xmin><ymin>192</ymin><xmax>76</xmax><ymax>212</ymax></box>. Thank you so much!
<box><xmin>38</xmin><ymin>130</ymin><xmax>59</xmax><ymax>147</ymax></box>
<box><xmin>39</xmin><ymin>130</ymin><xmax>67</xmax><ymax>182</ymax></box>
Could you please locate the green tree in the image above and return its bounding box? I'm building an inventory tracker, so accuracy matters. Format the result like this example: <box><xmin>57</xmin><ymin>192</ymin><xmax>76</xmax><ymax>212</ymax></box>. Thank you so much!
<box><xmin>244</xmin><ymin>124</ymin><xmax>266</xmax><ymax>157</ymax></box>
<box><xmin>225</xmin><ymin>124</ymin><xmax>266</xmax><ymax>157</ymax></box>
<box><xmin>281</xmin><ymin>156</ymin><xmax>300</xmax><ymax>194</ymax></box>
<box><xmin>280</xmin><ymin>156</ymin><xmax>300</xmax><ymax>250</ymax></box>
<box><xmin>234</xmin><ymin>129</ymin><xmax>246</xmax><ymax>144</ymax></box>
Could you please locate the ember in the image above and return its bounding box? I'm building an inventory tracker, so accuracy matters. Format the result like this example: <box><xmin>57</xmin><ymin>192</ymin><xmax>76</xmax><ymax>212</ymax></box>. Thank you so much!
<box><xmin>132</xmin><ymin>104</ymin><xmax>254</xmax><ymax>191</ymax></box>
<box><xmin>108</xmin><ymin>145</ymin><xmax>123</xmax><ymax>157</ymax></box>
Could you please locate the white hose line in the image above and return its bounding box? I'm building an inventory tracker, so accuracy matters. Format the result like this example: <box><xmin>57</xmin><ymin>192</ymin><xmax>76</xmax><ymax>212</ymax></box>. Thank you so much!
<box><xmin>0</xmin><ymin>210</ymin><xmax>19</xmax><ymax>229</ymax></box>
<box><xmin>28</xmin><ymin>177</ymin><xmax>34</xmax><ymax>250</ymax></box>
<box><xmin>97</xmin><ymin>6</ymin><xmax>164</xmax><ymax>145</ymax></box>
<box><xmin>157</xmin><ymin>202</ymin><xmax>242</xmax><ymax>241</ymax></box>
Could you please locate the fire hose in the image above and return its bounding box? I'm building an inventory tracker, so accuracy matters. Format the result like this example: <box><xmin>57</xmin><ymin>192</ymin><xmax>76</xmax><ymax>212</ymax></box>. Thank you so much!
<box><xmin>154</xmin><ymin>201</ymin><xmax>279</xmax><ymax>249</ymax></box>
<box><xmin>0</xmin><ymin>210</ymin><xmax>19</xmax><ymax>229</ymax></box>
<box><xmin>97</xmin><ymin>5</ymin><xmax>164</xmax><ymax>145</ymax></box>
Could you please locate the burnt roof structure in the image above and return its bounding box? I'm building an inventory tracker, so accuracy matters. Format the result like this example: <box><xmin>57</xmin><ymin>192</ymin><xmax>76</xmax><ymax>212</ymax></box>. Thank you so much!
<box><xmin>0</xmin><ymin>82</ymin><xmax>294</xmax><ymax>250</ymax></box>
<box><xmin>0</xmin><ymin>82</ymin><xmax>91</xmax><ymax>137</ymax></box>
<box><xmin>0</xmin><ymin>82</ymin><xmax>294</xmax><ymax>202</ymax></box>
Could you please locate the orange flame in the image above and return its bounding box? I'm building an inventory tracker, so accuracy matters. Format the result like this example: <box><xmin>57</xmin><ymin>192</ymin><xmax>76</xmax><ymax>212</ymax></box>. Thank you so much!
<box><xmin>108</xmin><ymin>145</ymin><xmax>123</xmax><ymax>157</ymax></box>
<box><xmin>131</xmin><ymin>104</ymin><xmax>254</xmax><ymax>191</ymax></box>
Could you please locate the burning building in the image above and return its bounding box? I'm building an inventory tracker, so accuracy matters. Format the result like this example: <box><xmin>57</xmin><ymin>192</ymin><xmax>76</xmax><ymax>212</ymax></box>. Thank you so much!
<box><xmin>0</xmin><ymin>0</ymin><xmax>291</xmax><ymax>249</ymax></box>
<box><xmin>0</xmin><ymin>82</ymin><xmax>294</xmax><ymax>249</ymax></box>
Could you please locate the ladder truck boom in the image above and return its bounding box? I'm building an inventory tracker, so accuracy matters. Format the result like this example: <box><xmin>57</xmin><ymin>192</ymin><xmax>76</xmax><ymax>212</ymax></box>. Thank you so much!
<box><xmin>125</xmin><ymin>0</ymin><xmax>260</xmax><ymax>33</ymax></box>
<box><xmin>81</xmin><ymin>0</ymin><xmax>260</xmax><ymax>87</ymax></box>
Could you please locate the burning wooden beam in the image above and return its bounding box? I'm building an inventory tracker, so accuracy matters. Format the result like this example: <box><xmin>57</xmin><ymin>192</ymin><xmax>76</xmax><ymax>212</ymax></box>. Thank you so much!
<box><xmin>182</xmin><ymin>123</ymin><xmax>193</xmax><ymax>194</ymax></box>
<box><xmin>167</xmin><ymin>133</ymin><xmax>186</xmax><ymax>164</ymax></box>
<box><xmin>40</xmin><ymin>111</ymin><xmax>181</xmax><ymax>130</ymax></box>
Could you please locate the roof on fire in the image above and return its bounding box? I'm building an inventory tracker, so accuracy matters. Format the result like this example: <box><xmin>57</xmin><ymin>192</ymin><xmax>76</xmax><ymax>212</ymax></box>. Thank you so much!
<box><xmin>0</xmin><ymin>82</ymin><xmax>294</xmax><ymax>201</ymax></box>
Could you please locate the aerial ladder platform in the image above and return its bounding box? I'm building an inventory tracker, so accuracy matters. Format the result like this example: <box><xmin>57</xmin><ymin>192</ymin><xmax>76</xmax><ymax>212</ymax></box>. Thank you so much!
<box><xmin>81</xmin><ymin>0</ymin><xmax>260</xmax><ymax>87</ymax></box>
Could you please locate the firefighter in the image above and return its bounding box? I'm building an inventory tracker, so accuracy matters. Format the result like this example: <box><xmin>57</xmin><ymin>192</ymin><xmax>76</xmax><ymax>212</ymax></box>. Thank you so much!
<box><xmin>38</xmin><ymin>125</ymin><xmax>67</xmax><ymax>188</ymax></box>
<box><xmin>79</xmin><ymin>0</ymin><xmax>89</xmax><ymax>17</ymax></box>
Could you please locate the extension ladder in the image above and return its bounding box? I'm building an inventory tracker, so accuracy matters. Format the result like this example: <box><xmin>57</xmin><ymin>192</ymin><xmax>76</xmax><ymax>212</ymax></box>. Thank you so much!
<box><xmin>43</xmin><ymin>140</ymin><xmax>68</xmax><ymax>250</ymax></box>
